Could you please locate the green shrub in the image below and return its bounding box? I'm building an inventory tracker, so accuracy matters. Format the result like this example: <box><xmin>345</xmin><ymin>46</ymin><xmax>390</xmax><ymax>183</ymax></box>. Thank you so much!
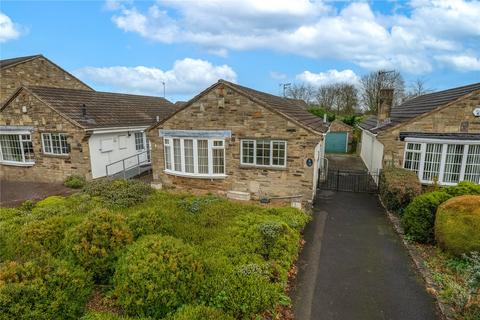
<box><xmin>83</xmin><ymin>179</ymin><xmax>153</xmax><ymax>208</ymax></box>
<box><xmin>114</xmin><ymin>235</ymin><xmax>205</xmax><ymax>318</ymax></box>
<box><xmin>67</xmin><ymin>210</ymin><xmax>133</xmax><ymax>283</ymax></box>
<box><xmin>64</xmin><ymin>174</ymin><xmax>86</xmax><ymax>189</ymax></box>
<box><xmin>168</xmin><ymin>305</ymin><xmax>234</xmax><ymax>320</ymax></box>
<box><xmin>379</xmin><ymin>167</ymin><xmax>421</xmax><ymax>213</ymax></box>
<box><xmin>0</xmin><ymin>257</ymin><xmax>92</xmax><ymax>320</ymax></box>
<box><xmin>401</xmin><ymin>191</ymin><xmax>452</xmax><ymax>243</ymax></box>
<box><xmin>435</xmin><ymin>196</ymin><xmax>480</xmax><ymax>256</ymax></box>
<box><xmin>445</xmin><ymin>181</ymin><xmax>480</xmax><ymax>197</ymax></box>
<box><xmin>80</xmin><ymin>311</ymin><xmax>150</xmax><ymax>320</ymax></box>
<box><xmin>201</xmin><ymin>262</ymin><xmax>280</xmax><ymax>318</ymax></box>
<box><xmin>31</xmin><ymin>195</ymin><xmax>69</xmax><ymax>218</ymax></box>
<box><xmin>265</xmin><ymin>207</ymin><xmax>311</xmax><ymax>231</ymax></box>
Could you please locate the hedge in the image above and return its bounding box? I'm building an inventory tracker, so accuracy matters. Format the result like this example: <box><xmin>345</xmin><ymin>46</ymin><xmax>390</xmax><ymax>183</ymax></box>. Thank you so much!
<box><xmin>0</xmin><ymin>257</ymin><xmax>92</xmax><ymax>320</ymax></box>
<box><xmin>83</xmin><ymin>179</ymin><xmax>153</xmax><ymax>208</ymax></box>
<box><xmin>168</xmin><ymin>305</ymin><xmax>234</xmax><ymax>320</ymax></box>
<box><xmin>379</xmin><ymin>167</ymin><xmax>421</xmax><ymax>213</ymax></box>
<box><xmin>435</xmin><ymin>195</ymin><xmax>480</xmax><ymax>256</ymax></box>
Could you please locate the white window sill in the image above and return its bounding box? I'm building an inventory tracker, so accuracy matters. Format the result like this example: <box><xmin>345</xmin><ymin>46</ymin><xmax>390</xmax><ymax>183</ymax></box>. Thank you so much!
<box><xmin>164</xmin><ymin>170</ymin><xmax>227</xmax><ymax>179</ymax></box>
<box><xmin>0</xmin><ymin>161</ymin><xmax>35</xmax><ymax>167</ymax></box>
<box><xmin>239</xmin><ymin>164</ymin><xmax>287</xmax><ymax>171</ymax></box>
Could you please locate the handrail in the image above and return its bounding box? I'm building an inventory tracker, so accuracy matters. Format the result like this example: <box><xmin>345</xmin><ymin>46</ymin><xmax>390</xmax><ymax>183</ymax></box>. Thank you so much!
<box><xmin>105</xmin><ymin>150</ymin><xmax>151</xmax><ymax>179</ymax></box>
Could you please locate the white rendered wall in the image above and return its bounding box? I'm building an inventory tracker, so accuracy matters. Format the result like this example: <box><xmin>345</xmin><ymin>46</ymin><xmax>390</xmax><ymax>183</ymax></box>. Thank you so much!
<box><xmin>360</xmin><ymin>130</ymin><xmax>384</xmax><ymax>175</ymax></box>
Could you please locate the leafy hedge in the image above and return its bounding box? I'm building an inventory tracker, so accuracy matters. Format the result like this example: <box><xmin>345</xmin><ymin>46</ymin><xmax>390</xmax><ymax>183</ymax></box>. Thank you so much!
<box><xmin>168</xmin><ymin>305</ymin><xmax>234</xmax><ymax>320</ymax></box>
<box><xmin>435</xmin><ymin>195</ymin><xmax>480</xmax><ymax>256</ymax></box>
<box><xmin>0</xmin><ymin>257</ymin><xmax>92</xmax><ymax>320</ymax></box>
<box><xmin>64</xmin><ymin>174</ymin><xmax>86</xmax><ymax>189</ymax></box>
<box><xmin>67</xmin><ymin>210</ymin><xmax>133</xmax><ymax>283</ymax></box>
<box><xmin>114</xmin><ymin>235</ymin><xmax>205</xmax><ymax>318</ymax></box>
<box><xmin>83</xmin><ymin>179</ymin><xmax>153</xmax><ymax>208</ymax></box>
<box><xmin>379</xmin><ymin>167</ymin><xmax>422</xmax><ymax>213</ymax></box>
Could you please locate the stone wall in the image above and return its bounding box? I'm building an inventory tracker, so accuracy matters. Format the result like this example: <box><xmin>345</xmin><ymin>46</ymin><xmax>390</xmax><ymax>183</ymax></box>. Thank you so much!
<box><xmin>0</xmin><ymin>90</ymin><xmax>91</xmax><ymax>182</ymax></box>
<box><xmin>378</xmin><ymin>92</ymin><xmax>480</xmax><ymax>167</ymax></box>
<box><xmin>1</xmin><ymin>56</ymin><xmax>92</xmax><ymax>104</ymax></box>
<box><xmin>148</xmin><ymin>84</ymin><xmax>322</xmax><ymax>204</ymax></box>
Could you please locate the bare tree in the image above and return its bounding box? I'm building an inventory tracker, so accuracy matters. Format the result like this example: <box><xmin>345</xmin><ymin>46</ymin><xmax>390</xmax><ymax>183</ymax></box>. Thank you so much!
<box><xmin>405</xmin><ymin>78</ymin><xmax>433</xmax><ymax>100</ymax></box>
<box><xmin>285</xmin><ymin>83</ymin><xmax>315</xmax><ymax>102</ymax></box>
<box><xmin>360</xmin><ymin>70</ymin><xmax>405</xmax><ymax>113</ymax></box>
<box><xmin>315</xmin><ymin>83</ymin><xmax>358</xmax><ymax>114</ymax></box>
<box><xmin>315</xmin><ymin>84</ymin><xmax>337</xmax><ymax>110</ymax></box>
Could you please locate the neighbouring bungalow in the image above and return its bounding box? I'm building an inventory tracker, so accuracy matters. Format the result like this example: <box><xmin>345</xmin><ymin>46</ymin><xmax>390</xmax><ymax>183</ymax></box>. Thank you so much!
<box><xmin>0</xmin><ymin>55</ymin><xmax>177</xmax><ymax>182</ymax></box>
<box><xmin>325</xmin><ymin>119</ymin><xmax>354</xmax><ymax>153</ymax></box>
<box><xmin>359</xmin><ymin>83</ymin><xmax>480</xmax><ymax>186</ymax></box>
<box><xmin>148</xmin><ymin>80</ymin><xmax>329</xmax><ymax>207</ymax></box>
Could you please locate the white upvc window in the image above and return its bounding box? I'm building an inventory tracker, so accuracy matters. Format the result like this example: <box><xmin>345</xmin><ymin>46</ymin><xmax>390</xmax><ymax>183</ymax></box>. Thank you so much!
<box><xmin>163</xmin><ymin>137</ymin><xmax>226</xmax><ymax>178</ymax></box>
<box><xmin>41</xmin><ymin>133</ymin><xmax>69</xmax><ymax>155</ymax></box>
<box><xmin>0</xmin><ymin>134</ymin><xmax>35</xmax><ymax>165</ymax></box>
<box><xmin>403</xmin><ymin>140</ymin><xmax>480</xmax><ymax>185</ymax></box>
<box><xmin>135</xmin><ymin>132</ymin><xmax>145</xmax><ymax>151</ymax></box>
<box><xmin>240</xmin><ymin>139</ymin><xmax>287</xmax><ymax>168</ymax></box>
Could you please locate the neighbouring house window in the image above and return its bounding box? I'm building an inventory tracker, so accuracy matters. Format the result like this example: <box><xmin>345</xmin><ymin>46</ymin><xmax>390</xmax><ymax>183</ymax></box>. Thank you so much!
<box><xmin>403</xmin><ymin>140</ymin><xmax>480</xmax><ymax>185</ymax></box>
<box><xmin>241</xmin><ymin>139</ymin><xmax>287</xmax><ymax>167</ymax></box>
<box><xmin>135</xmin><ymin>132</ymin><xmax>145</xmax><ymax>151</ymax></box>
<box><xmin>163</xmin><ymin>137</ymin><xmax>226</xmax><ymax>177</ymax></box>
<box><xmin>0</xmin><ymin>134</ymin><xmax>34</xmax><ymax>164</ymax></box>
<box><xmin>41</xmin><ymin>133</ymin><xmax>70</xmax><ymax>155</ymax></box>
<box><xmin>403</xmin><ymin>143</ymin><xmax>421</xmax><ymax>173</ymax></box>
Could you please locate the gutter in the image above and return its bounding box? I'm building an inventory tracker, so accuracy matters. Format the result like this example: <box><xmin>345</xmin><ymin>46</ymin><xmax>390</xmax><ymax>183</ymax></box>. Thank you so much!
<box><xmin>86</xmin><ymin>126</ymin><xmax>149</xmax><ymax>134</ymax></box>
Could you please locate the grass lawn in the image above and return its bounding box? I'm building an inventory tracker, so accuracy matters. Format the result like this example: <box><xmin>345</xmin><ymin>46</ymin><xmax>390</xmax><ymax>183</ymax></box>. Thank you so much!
<box><xmin>0</xmin><ymin>179</ymin><xmax>310</xmax><ymax>319</ymax></box>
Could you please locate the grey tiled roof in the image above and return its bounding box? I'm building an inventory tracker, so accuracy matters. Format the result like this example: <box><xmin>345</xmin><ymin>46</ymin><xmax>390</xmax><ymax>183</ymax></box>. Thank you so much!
<box><xmin>219</xmin><ymin>80</ymin><xmax>328</xmax><ymax>133</ymax></box>
<box><xmin>22</xmin><ymin>86</ymin><xmax>177</xmax><ymax>129</ymax></box>
<box><xmin>360</xmin><ymin>82</ymin><xmax>480</xmax><ymax>133</ymax></box>
<box><xmin>399</xmin><ymin>132</ymin><xmax>480</xmax><ymax>141</ymax></box>
<box><xmin>358</xmin><ymin>115</ymin><xmax>378</xmax><ymax>131</ymax></box>
<box><xmin>0</xmin><ymin>55</ymin><xmax>42</xmax><ymax>69</ymax></box>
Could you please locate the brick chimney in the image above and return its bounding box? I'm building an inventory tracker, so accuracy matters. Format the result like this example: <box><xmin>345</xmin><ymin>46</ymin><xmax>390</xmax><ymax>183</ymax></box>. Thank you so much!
<box><xmin>377</xmin><ymin>88</ymin><xmax>394</xmax><ymax>126</ymax></box>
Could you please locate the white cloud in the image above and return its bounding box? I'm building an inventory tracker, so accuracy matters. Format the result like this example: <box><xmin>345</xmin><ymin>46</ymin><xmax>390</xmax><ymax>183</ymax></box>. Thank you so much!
<box><xmin>0</xmin><ymin>12</ymin><xmax>22</xmax><ymax>43</ymax></box>
<box><xmin>270</xmin><ymin>71</ymin><xmax>288</xmax><ymax>81</ymax></box>
<box><xmin>296</xmin><ymin>69</ymin><xmax>360</xmax><ymax>87</ymax></box>
<box><xmin>435</xmin><ymin>54</ymin><xmax>480</xmax><ymax>71</ymax></box>
<box><xmin>109</xmin><ymin>0</ymin><xmax>480</xmax><ymax>74</ymax></box>
<box><xmin>75</xmin><ymin>58</ymin><xmax>237</xmax><ymax>97</ymax></box>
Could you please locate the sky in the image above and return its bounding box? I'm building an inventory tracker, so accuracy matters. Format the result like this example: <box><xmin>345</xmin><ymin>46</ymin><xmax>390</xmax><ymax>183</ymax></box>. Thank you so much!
<box><xmin>1</xmin><ymin>0</ymin><xmax>479</xmax><ymax>102</ymax></box>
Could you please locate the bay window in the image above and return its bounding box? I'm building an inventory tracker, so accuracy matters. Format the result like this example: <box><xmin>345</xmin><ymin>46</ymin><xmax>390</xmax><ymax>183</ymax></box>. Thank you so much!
<box><xmin>241</xmin><ymin>139</ymin><xmax>287</xmax><ymax>167</ymax></box>
<box><xmin>163</xmin><ymin>137</ymin><xmax>225</xmax><ymax>178</ymax></box>
<box><xmin>41</xmin><ymin>133</ymin><xmax>69</xmax><ymax>155</ymax></box>
<box><xmin>403</xmin><ymin>140</ymin><xmax>480</xmax><ymax>185</ymax></box>
<box><xmin>0</xmin><ymin>134</ymin><xmax>34</xmax><ymax>165</ymax></box>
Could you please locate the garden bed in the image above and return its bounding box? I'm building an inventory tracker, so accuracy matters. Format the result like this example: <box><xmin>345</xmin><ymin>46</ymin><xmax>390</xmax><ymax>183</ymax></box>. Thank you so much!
<box><xmin>0</xmin><ymin>179</ymin><xmax>310</xmax><ymax>319</ymax></box>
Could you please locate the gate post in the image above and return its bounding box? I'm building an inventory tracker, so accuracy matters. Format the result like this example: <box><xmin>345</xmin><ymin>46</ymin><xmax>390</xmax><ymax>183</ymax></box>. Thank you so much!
<box><xmin>336</xmin><ymin>169</ymin><xmax>340</xmax><ymax>191</ymax></box>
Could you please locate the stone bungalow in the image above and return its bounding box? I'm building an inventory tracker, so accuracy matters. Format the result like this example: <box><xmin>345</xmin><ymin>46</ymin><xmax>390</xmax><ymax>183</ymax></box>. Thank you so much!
<box><xmin>0</xmin><ymin>55</ymin><xmax>177</xmax><ymax>182</ymax></box>
<box><xmin>359</xmin><ymin>83</ymin><xmax>480</xmax><ymax>186</ymax></box>
<box><xmin>148</xmin><ymin>80</ymin><xmax>329</xmax><ymax>206</ymax></box>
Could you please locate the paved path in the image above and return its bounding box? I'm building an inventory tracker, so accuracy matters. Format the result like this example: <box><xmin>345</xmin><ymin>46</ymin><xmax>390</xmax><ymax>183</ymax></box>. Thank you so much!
<box><xmin>0</xmin><ymin>180</ymin><xmax>74</xmax><ymax>207</ymax></box>
<box><xmin>292</xmin><ymin>190</ymin><xmax>439</xmax><ymax>320</ymax></box>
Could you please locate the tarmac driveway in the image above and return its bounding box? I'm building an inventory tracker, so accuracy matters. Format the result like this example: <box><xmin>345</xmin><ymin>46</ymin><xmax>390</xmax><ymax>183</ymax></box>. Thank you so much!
<box><xmin>292</xmin><ymin>190</ymin><xmax>439</xmax><ymax>320</ymax></box>
<box><xmin>0</xmin><ymin>180</ymin><xmax>74</xmax><ymax>207</ymax></box>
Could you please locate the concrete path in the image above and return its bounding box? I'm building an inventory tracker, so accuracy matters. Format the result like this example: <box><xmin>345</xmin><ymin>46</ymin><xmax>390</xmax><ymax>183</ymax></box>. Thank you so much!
<box><xmin>292</xmin><ymin>190</ymin><xmax>439</xmax><ymax>320</ymax></box>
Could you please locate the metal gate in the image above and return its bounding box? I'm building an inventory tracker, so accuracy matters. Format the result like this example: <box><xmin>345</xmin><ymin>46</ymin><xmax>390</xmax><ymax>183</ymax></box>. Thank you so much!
<box><xmin>318</xmin><ymin>169</ymin><xmax>379</xmax><ymax>193</ymax></box>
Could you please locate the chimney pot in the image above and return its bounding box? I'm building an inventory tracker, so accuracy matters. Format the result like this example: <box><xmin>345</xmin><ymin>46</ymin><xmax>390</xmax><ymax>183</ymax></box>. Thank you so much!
<box><xmin>156</xmin><ymin>115</ymin><xmax>160</xmax><ymax>122</ymax></box>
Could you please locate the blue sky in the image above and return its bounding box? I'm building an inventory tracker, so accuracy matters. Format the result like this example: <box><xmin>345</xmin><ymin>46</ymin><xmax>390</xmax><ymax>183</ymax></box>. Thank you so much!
<box><xmin>1</xmin><ymin>0</ymin><xmax>479</xmax><ymax>102</ymax></box>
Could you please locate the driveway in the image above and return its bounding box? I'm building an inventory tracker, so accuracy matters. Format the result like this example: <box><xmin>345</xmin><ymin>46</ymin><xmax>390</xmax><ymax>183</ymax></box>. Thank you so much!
<box><xmin>327</xmin><ymin>154</ymin><xmax>367</xmax><ymax>171</ymax></box>
<box><xmin>292</xmin><ymin>190</ymin><xmax>439</xmax><ymax>320</ymax></box>
<box><xmin>0</xmin><ymin>180</ymin><xmax>74</xmax><ymax>207</ymax></box>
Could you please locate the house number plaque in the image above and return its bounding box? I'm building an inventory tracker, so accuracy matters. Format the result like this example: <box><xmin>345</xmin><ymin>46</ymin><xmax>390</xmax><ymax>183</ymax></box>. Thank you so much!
<box><xmin>306</xmin><ymin>158</ymin><xmax>313</xmax><ymax>167</ymax></box>
<box><xmin>473</xmin><ymin>107</ymin><xmax>480</xmax><ymax>117</ymax></box>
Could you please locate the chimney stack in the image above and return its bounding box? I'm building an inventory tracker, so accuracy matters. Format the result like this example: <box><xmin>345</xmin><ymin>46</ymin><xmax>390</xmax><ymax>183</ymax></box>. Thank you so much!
<box><xmin>377</xmin><ymin>88</ymin><xmax>394</xmax><ymax>126</ymax></box>
<box><xmin>156</xmin><ymin>115</ymin><xmax>160</xmax><ymax>122</ymax></box>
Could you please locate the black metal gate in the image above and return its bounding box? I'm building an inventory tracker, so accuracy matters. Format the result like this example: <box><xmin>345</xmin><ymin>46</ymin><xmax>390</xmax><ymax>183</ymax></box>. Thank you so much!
<box><xmin>318</xmin><ymin>169</ymin><xmax>379</xmax><ymax>193</ymax></box>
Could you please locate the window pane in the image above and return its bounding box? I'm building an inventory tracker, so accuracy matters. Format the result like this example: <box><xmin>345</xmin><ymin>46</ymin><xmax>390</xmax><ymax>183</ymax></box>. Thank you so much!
<box><xmin>0</xmin><ymin>134</ymin><xmax>23</xmax><ymax>162</ymax></box>
<box><xmin>213</xmin><ymin>148</ymin><xmax>224</xmax><ymax>174</ymax></box>
<box><xmin>60</xmin><ymin>134</ymin><xmax>69</xmax><ymax>154</ymax></box>
<box><xmin>42</xmin><ymin>134</ymin><xmax>52</xmax><ymax>153</ymax></box>
<box><xmin>464</xmin><ymin>145</ymin><xmax>480</xmax><ymax>184</ymax></box>
<box><xmin>135</xmin><ymin>132</ymin><xmax>144</xmax><ymax>151</ymax></box>
<box><xmin>443</xmin><ymin>144</ymin><xmax>464</xmax><ymax>183</ymax></box>
<box><xmin>184</xmin><ymin>139</ymin><xmax>194</xmax><ymax>173</ymax></box>
<box><xmin>256</xmin><ymin>140</ymin><xmax>271</xmax><ymax>166</ymax></box>
<box><xmin>272</xmin><ymin>141</ymin><xmax>286</xmax><ymax>166</ymax></box>
<box><xmin>197</xmin><ymin>140</ymin><xmax>209</xmax><ymax>174</ymax></box>
<box><xmin>51</xmin><ymin>133</ymin><xmax>61</xmax><ymax>154</ymax></box>
<box><xmin>173</xmin><ymin>138</ymin><xmax>182</xmax><ymax>171</ymax></box>
<box><xmin>422</xmin><ymin>143</ymin><xmax>442</xmax><ymax>182</ymax></box>
<box><xmin>22</xmin><ymin>135</ymin><xmax>34</xmax><ymax>162</ymax></box>
<box><xmin>241</xmin><ymin>140</ymin><xmax>254</xmax><ymax>164</ymax></box>
<box><xmin>404</xmin><ymin>143</ymin><xmax>421</xmax><ymax>173</ymax></box>
<box><xmin>164</xmin><ymin>139</ymin><xmax>172</xmax><ymax>170</ymax></box>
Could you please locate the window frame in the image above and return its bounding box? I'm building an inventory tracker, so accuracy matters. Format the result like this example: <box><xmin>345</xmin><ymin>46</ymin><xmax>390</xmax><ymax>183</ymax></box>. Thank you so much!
<box><xmin>163</xmin><ymin>137</ymin><xmax>226</xmax><ymax>178</ymax></box>
<box><xmin>0</xmin><ymin>133</ymin><xmax>35</xmax><ymax>166</ymax></box>
<box><xmin>240</xmin><ymin>139</ymin><xmax>287</xmax><ymax>168</ymax></box>
<box><xmin>134</xmin><ymin>132</ymin><xmax>145</xmax><ymax>151</ymax></box>
<box><xmin>41</xmin><ymin>132</ymin><xmax>70</xmax><ymax>156</ymax></box>
<box><xmin>403</xmin><ymin>138</ymin><xmax>480</xmax><ymax>186</ymax></box>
